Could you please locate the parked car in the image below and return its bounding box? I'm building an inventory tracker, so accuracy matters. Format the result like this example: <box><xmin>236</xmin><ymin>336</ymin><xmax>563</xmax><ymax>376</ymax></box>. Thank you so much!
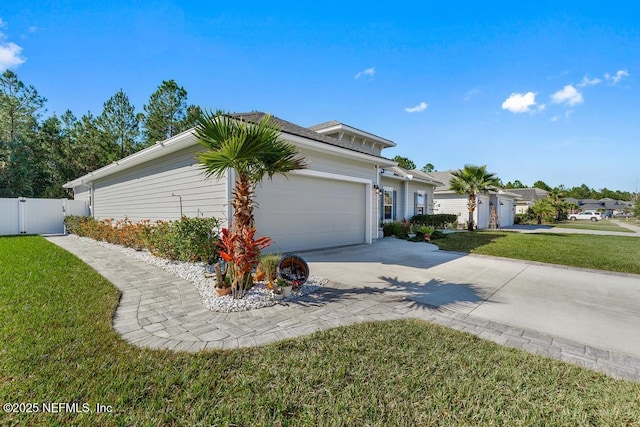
<box><xmin>567</xmin><ymin>211</ymin><xmax>603</xmax><ymax>222</ymax></box>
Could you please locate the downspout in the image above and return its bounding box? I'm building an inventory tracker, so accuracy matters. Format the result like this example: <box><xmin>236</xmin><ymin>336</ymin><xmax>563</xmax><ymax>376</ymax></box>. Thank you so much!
<box><xmin>375</xmin><ymin>166</ymin><xmax>381</xmax><ymax>239</ymax></box>
<box><xmin>404</xmin><ymin>180</ymin><xmax>410</xmax><ymax>219</ymax></box>
<box><xmin>90</xmin><ymin>183</ymin><xmax>94</xmax><ymax>218</ymax></box>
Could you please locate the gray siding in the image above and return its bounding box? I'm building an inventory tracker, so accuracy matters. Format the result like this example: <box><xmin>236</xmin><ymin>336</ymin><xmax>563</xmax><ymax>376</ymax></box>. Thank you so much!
<box><xmin>434</xmin><ymin>194</ymin><xmax>471</xmax><ymax>227</ymax></box>
<box><xmin>92</xmin><ymin>146</ymin><xmax>227</xmax><ymax>223</ymax></box>
<box><xmin>296</xmin><ymin>146</ymin><xmax>377</xmax><ymax>181</ymax></box>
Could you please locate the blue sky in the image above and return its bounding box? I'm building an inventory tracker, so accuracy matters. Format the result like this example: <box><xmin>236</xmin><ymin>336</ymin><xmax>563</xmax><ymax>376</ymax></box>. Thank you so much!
<box><xmin>2</xmin><ymin>1</ymin><xmax>639</xmax><ymax>192</ymax></box>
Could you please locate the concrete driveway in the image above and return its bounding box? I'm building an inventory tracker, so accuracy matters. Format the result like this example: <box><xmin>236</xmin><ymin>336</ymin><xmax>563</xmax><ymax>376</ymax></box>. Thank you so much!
<box><xmin>304</xmin><ymin>238</ymin><xmax>640</xmax><ymax>358</ymax></box>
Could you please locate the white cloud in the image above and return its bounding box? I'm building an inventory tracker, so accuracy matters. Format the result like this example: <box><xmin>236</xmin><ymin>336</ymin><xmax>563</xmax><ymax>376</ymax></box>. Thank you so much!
<box><xmin>551</xmin><ymin>85</ymin><xmax>583</xmax><ymax>106</ymax></box>
<box><xmin>0</xmin><ymin>42</ymin><xmax>25</xmax><ymax>70</ymax></box>
<box><xmin>27</xmin><ymin>26</ymin><xmax>37</xmax><ymax>33</ymax></box>
<box><xmin>605</xmin><ymin>69</ymin><xmax>629</xmax><ymax>85</ymax></box>
<box><xmin>551</xmin><ymin>110</ymin><xmax>574</xmax><ymax>122</ymax></box>
<box><xmin>354</xmin><ymin>67</ymin><xmax>375</xmax><ymax>80</ymax></box>
<box><xmin>577</xmin><ymin>76</ymin><xmax>601</xmax><ymax>87</ymax></box>
<box><xmin>464</xmin><ymin>88</ymin><xmax>480</xmax><ymax>101</ymax></box>
<box><xmin>501</xmin><ymin>92</ymin><xmax>538</xmax><ymax>113</ymax></box>
<box><xmin>0</xmin><ymin>19</ymin><xmax>26</xmax><ymax>71</ymax></box>
<box><xmin>404</xmin><ymin>101</ymin><xmax>428</xmax><ymax>113</ymax></box>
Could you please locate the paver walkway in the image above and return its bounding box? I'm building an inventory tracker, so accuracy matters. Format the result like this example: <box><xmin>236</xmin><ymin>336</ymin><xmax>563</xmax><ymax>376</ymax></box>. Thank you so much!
<box><xmin>47</xmin><ymin>235</ymin><xmax>640</xmax><ymax>381</ymax></box>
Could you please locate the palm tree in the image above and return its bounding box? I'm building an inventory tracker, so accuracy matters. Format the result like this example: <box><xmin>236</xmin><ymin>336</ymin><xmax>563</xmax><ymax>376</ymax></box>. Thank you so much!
<box><xmin>547</xmin><ymin>188</ymin><xmax>566</xmax><ymax>220</ymax></box>
<box><xmin>529</xmin><ymin>199</ymin><xmax>556</xmax><ymax>224</ymax></box>
<box><xmin>449</xmin><ymin>164</ymin><xmax>500</xmax><ymax>231</ymax></box>
<box><xmin>195</xmin><ymin>111</ymin><xmax>307</xmax><ymax>296</ymax></box>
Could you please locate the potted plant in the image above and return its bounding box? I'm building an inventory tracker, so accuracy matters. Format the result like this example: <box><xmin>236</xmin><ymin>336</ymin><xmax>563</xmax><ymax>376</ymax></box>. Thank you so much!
<box><xmin>407</xmin><ymin>224</ymin><xmax>417</xmax><ymax>240</ymax></box>
<box><xmin>276</xmin><ymin>278</ymin><xmax>292</xmax><ymax>297</ymax></box>
<box><xmin>257</xmin><ymin>253</ymin><xmax>281</xmax><ymax>289</ymax></box>
<box><xmin>416</xmin><ymin>225</ymin><xmax>435</xmax><ymax>242</ymax></box>
<box><xmin>213</xmin><ymin>261</ymin><xmax>232</xmax><ymax>297</ymax></box>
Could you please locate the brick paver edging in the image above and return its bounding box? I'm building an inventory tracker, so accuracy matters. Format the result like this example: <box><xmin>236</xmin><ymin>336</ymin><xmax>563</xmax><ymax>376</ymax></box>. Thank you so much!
<box><xmin>47</xmin><ymin>236</ymin><xmax>640</xmax><ymax>381</ymax></box>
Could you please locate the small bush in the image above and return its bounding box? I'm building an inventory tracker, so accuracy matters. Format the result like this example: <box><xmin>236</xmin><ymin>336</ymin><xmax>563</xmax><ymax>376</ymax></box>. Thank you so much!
<box><xmin>409</xmin><ymin>214</ymin><xmax>458</xmax><ymax>229</ymax></box>
<box><xmin>383</xmin><ymin>221</ymin><xmax>405</xmax><ymax>237</ymax></box>
<box><xmin>383</xmin><ymin>220</ymin><xmax>411</xmax><ymax>237</ymax></box>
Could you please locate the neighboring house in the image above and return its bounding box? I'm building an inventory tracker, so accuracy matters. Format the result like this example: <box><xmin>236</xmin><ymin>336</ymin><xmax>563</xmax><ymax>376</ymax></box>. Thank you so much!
<box><xmin>564</xmin><ymin>197</ymin><xmax>633</xmax><ymax>217</ymax></box>
<box><xmin>63</xmin><ymin>113</ymin><xmax>438</xmax><ymax>252</ymax></box>
<box><xmin>378</xmin><ymin>166</ymin><xmax>443</xmax><ymax>224</ymax></box>
<box><xmin>507</xmin><ymin>188</ymin><xmax>549</xmax><ymax>214</ymax></box>
<box><xmin>429</xmin><ymin>171</ymin><xmax>521</xmax><ymax>229</ymax></box>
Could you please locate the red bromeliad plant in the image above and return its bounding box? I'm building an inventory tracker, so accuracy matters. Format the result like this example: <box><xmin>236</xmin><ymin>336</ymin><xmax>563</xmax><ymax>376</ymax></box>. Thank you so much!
<box><xmin>217</xmin><ymin>227</ymin><xmax>271</xmax><ymax>298</ymax></box>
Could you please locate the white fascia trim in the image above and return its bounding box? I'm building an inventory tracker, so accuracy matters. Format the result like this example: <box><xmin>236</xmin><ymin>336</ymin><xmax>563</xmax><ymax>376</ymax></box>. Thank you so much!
<box><xmin>284</xmin><ymin>133</ymin><xmax>396</xmax><ymax>167</ymax></box>
<box><xmin>289</xmin><ymin>169</ymin><xmax>372</xmax><ymax>185</ymax></box>
<box><xmin>380</xmin><ymin>173</ymin><xmax>406</xmax><ymax>181</ymax></box>
<box><xmin>63</xmin><ymin>129</ymin><xmax>197</xmax><ymax>188</ymax></box>
<box><xmin>313</xmin><ymin>124</ymin><xmax>396</xmax><ymax>148</ymax></box>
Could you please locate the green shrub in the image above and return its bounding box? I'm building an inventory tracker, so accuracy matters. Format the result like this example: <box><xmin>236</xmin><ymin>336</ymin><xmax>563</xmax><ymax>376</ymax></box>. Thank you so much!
<box><xmin>409</xmin><ymin>214</ymin><xmax>458</xmax><ymax>229</ymax></box>
<box><xmin>172</xmin><ymin>216</ymin><xmax>220</xmax><ymax>264</ymax></box>
<box><xmin>383</xmin><ymin>221</ymin><xmax>409</xmax><ymax>237</ymax></box>
<box><xmin>64</xmin><ymin>216</ymin><xmax>219</xmax><ymax>264</ymax></box>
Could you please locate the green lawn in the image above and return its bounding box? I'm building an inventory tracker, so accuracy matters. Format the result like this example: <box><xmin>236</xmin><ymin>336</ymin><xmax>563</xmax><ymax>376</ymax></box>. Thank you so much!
<box><xmin>435</xmin><ymin>231</ymin><xmax>640</xmax><ymax>274</ymax></box>
<box><xmin>1</xmin><ymin>236</ymin><xmax>639</xmax><ymax>426</ymax></box>
<box><xmin>552</xmin><ymin>220</ymin><xmax>633</xmax><ymax>233</ymax></box>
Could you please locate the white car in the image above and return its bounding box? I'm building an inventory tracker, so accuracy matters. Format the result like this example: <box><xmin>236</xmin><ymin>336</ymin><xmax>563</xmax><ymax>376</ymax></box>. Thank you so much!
<box><xmin>568</xmin><ymin>211</ymin><xmax>603</xmax><ymax>222</ymax></box>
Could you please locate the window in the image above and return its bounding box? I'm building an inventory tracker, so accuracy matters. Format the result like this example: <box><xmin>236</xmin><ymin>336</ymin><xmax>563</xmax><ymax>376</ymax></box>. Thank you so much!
<box><xmin>415</xmin><ymin>191</ymin><xmax>426</xmax><ymax>215</ymax></box>
<box><xmin>383</xmin><ymin>188</ymin><xmax>394</xmax><ymax>221</ymax></box>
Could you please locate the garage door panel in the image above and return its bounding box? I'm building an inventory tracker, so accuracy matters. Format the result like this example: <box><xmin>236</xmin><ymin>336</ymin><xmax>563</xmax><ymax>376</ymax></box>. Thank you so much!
<box><xmin>254</xmin><ymin>174</ymin><xmax>366</xmax><ymax>252</ymax></box>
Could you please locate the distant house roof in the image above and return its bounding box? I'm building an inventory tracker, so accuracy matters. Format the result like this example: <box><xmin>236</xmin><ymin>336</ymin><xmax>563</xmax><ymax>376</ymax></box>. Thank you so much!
<box><xmin>381</xmin><ymin>166</ymin><xmax>443</xmax><ymax>186</ymax></box>
<box><xmin>564</xmin><ymin>197</ymin><xmax>633</xmax><ymax>210</ymax></box>
<box><xmin>427</xmin><ymin>170</ymin><xmax>520</xmax><ymax>199</ymax></box>
<box><xmin>428</xmin><ymin>171</ymin><xmax>456</xmax><ymax>191</ymax></box>
<box><xmin>507</xmin><ymin>188</ymin><xmax>549</xmax><ymax>202</ymax></box>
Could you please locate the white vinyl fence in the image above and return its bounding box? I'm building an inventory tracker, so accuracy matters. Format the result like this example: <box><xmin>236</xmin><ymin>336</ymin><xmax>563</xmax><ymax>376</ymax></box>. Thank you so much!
<box><xmin>0</xmin><ymin>198</ymin><xmax>89</xmax><ymax>236</ymax></box>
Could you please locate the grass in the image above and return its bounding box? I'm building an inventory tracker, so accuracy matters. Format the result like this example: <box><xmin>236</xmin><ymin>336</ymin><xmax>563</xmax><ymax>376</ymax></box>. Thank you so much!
<box><xmin>1</xmin><ymin>236</ymin><xmax>640</xmax><ymax>426</ymax></box>
<box><xmin>551</xmin><ymin>220</ymin><xmax>633</xmax><ymax>233</ymax></box>
<box><xmin>435</xmin><ymin>231</ymin><xmax>640</xmax><ymax>274</ymax></box>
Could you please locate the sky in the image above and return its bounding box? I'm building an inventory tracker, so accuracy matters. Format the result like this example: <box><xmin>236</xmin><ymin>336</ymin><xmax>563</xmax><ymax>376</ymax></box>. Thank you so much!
<box><xmin>1</xmin><ymin>1</ymin><xmax>639</xmax><ymax>192</ymax></box>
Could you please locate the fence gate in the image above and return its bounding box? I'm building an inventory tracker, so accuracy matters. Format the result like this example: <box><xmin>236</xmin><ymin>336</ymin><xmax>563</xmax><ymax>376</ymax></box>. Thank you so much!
<box><xmin>0</xmin><ymin>198</ymin><xmax>89</xmax><ymax>236</ymax></box>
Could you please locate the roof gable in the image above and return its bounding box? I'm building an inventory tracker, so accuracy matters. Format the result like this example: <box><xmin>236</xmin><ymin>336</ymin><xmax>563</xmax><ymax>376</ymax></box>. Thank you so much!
<box><xmin>232</xmin><ymin>112</ymin><xmax>391</xmax><ymax>158</ymax></box>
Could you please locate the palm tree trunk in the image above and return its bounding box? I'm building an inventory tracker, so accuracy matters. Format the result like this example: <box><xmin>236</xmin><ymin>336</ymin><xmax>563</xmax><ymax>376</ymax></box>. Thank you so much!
<box><xmin>231</xmin><ymin>174</ymin><xmax>255</xmax><ymax>298</ymax></box>
<box><xmin>467</xmin><ymin>194</ymin><xmax>476</xmax><ymax>231</ymax></box>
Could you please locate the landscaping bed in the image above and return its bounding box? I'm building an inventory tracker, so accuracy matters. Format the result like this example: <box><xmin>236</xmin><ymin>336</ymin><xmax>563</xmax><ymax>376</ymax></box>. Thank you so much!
<box><xmin>73</xmin><ymin>235</ymin><xmax>327</xmax><ymax>312</ymax></box>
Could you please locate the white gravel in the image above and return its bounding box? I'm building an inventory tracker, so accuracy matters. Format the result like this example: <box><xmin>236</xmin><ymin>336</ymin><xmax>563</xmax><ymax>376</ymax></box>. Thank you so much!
<box><xmin>73</xmin><ymin>235</ymin><xmax>327</xmax><ymax>312</ymax></box>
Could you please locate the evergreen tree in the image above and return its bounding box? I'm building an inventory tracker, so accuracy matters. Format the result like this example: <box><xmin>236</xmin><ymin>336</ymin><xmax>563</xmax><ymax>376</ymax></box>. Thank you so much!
<box><xmin>97</xmin><ymin>89</ymin><xmax>140</xmax><ymax>158</ymax></box>
<box><xmin>392</xmin><ymin>155</ymin><xmax>416</xmax><ymax>170</ymax></box>
<box><xmin>0</xmin><ymin>70</ymin><xmax>46</xmax><ymax>196</ymax></box>
<box><xmin>421</xmin><ymin>163</ymin><xmax>435</xmax><ymax>172</ymax></box>
<box><xmin>142</xmin><ymin>80</ymin><xmax>193</xmax><ymax>145</ymax></box>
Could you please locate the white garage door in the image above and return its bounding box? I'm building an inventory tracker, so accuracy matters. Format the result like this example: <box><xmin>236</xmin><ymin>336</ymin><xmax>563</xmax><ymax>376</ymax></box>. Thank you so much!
<box><xmin>499</xmin><ymin>201</ymin><xmax>514</xmax><ymax>227</ymax></box>
<box><xmin>254</xmin><ymin>174</ymin><xmax>366</xmax><ymax>252</ymax></box>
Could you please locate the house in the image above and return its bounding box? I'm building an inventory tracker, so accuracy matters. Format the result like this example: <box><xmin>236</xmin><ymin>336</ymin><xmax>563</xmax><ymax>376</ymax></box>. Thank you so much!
<box><xmin>507</xmin><ymin>188</ymin><xmax>549</xmax><ymax>214</ymax></box>
<box><xmin>378</xmin><ymin>166</ymin><xmax>443</xmax><ymax>224</ymax></box>
<box><xmin>429</xmin><ymin>171</ymin><xmax>521</xmax><ymax>229</ymax></box>
<box><xmin>63</xmin><ymin>113</ymin><xmax>440</xmax><ymax>252</ymax></box>
<box><xmin>564</xmin><ymin>197</ymin><xmax>633</xmax><ymax>217</ymax></box>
